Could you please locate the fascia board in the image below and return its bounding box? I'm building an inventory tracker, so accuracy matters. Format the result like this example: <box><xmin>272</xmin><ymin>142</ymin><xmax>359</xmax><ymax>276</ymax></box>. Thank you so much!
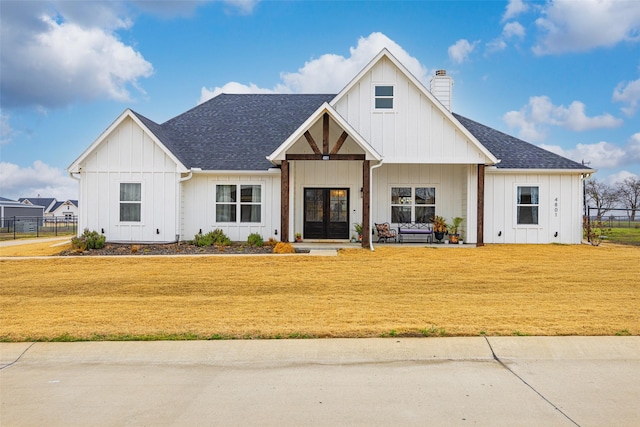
<box><xmin>331</xmin><ymin>48</ymin><xmax>499</xmax><ymax>165</ymax></box>
<box><xmin>68</xmin><ymin>109</ymin><xmax>188</xmax><ymax>173</ymax></box>
<box><xmin>486</xmin><ymin>167</ymin><xmax>597</xmax><ymax>175</ymax></box>
<box><xmin>67</xmin><ymin>109</ymin><xmax>133</xmax><ymax>172</ymax></box>
<box><xmin>127</xmin><ymin>113</ymin><xmax>188</xmax><ymax>173</ymax></box>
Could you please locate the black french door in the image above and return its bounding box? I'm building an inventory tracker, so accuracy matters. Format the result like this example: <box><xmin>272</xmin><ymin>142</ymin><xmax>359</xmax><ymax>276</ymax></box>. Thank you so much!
<box><xmin>303</xmin><ymin>188</ymin><xmax>349</xmax><ymax>239</ymax></box>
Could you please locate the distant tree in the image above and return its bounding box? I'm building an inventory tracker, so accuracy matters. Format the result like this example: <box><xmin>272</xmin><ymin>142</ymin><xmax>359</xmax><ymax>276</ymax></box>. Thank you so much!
<box><xmin>585</xmin><ymin>179</ymin><xmax>619</xmax><ymax>220</ymax></box>
<box><xmin>617</xmin><ymin>177</ymin><xmax>640</xmax><ymax>221</ymax></box>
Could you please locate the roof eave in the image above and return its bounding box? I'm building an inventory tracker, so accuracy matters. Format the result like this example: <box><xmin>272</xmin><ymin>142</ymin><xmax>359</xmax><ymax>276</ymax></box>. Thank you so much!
<box><xmin>486</xmin><ymin>167</ymin><xmax>596</xmax><ymax>175</ymax></box>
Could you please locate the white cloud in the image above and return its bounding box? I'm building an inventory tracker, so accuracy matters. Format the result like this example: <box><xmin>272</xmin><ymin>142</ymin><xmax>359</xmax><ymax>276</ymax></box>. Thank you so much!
<box><xmin>486</xmin><ymin>38</ymin><xmax>508</xmax><ymax>54</ymax></box>
<box><xmin>503</xmin><ymin>21</ymin><xmax>526</xmax><ymax>39</ymax></box>
<box><xmin>448</xmin><ymin>39</ymin><xmax>479</xmax><ymax>64</ymax></box>
<box><xmin>533</xmin><ymin>0</ymin><xmax>640</xmax><ymax>55</ymax></box>
<box><xmin>540</xmin><ymin>141</ymin><xmax>627</xmax><ymax>169</ymax></box>
<box><xmin>503</xmin><ymin>0</ymin><xmax>529</xmax><ymax>22</ymax></box>
<box><xmin>200</xmin><ymin>82</ymin><xmax>277</xmax><ymax>103</ymax></box>
<box><xmin>613</xmin><ymin>73</ymin><xmax>640</xmax><ymax>116</ymax></box>
<box><xmin>0</xmin><ymin>111</ymin><xmax>13</xmax><ymax>144</ymax></box>
<box><xmin>221</xmin><ymin>0</ymin><xmax>260</xmax><ymax>14</ymax></box>
<box><xmin>200</xmin><ymin>32</ymin><xmax>429</xmax><ymax>103</ymax></box>
<box><xmin>538</xmin><ymin>132</ymin><xmax>640</xmax><ymax>171</ymax></box>
<box><xmin>503</xmin><ymin>95</ymin><xmax>623</xmax><ymax>141</ymax></box>
<box><xmin>627</xmin><ymin>132</ymin><xmax>640</xmax><ymax>160</ymax></box>
<box><xmin>486</xmin><ymin>21</ymin><xmax>525</xmax><ymax>55</ymax></box>
<box><xmin>0</xmin><ymin>161</ymin><xmax>78</xmax><ymax>201</ymax></box>
<box><xmin>1</xmin><ymin>4</ymin><xmax>153</xmax><ymax>108</ymax></box>
<box><xmin>605</xmin><ymin>170</ymin><xmax>639</xmax><ymax>185</ymax></box>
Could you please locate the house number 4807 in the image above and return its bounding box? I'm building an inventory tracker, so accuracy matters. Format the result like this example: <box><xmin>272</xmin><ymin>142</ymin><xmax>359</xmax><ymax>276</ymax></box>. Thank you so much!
<box><xmin>554</xmin><ymin>197</ymin><xmax>559</xmax><ymax>217</ymax></box>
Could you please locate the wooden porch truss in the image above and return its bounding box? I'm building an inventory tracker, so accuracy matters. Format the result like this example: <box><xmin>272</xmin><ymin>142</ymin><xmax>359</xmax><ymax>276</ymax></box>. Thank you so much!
<box><xmin>281</xmin><ymin>113</ymin><xmax>370</xmax><ymax>247</ymax></box>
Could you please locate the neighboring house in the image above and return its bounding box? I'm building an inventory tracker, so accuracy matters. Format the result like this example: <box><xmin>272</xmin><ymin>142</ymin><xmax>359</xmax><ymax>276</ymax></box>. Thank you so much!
<box><xmin>49</xmin><ymin>200</ymin><xmax>79</xmax><ymax>220</ymax></box>
<box><xmin>19</xmin><ymin>198</ymin><xmax>78</xmax><ymax>220</ymax></box>
<box><xmin>0</xmin><ymin>198</ymin><xmax>45</xmax><ymax>228</ymax></box>
<box><xmin>68</xmin><ymin>49</ymin><xmax>593</xmax><ymax>246</ymax></box>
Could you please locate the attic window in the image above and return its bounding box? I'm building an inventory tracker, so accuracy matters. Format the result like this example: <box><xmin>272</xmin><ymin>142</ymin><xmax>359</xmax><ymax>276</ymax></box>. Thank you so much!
<box><xmin>374</xmin><ymin>85</ymin><xmax>394</xmax><ymax>109</ymax></box>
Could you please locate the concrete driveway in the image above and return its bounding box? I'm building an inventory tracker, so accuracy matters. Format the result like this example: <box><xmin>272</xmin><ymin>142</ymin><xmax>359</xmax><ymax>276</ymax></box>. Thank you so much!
<box><xmin>1</xmin><ymin>337</ymin><xmax>639</xmax><ymax>426</ymax></box>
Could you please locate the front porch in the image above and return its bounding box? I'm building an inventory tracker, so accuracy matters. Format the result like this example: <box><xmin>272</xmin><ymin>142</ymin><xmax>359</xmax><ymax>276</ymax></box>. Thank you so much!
<box><xmin>291</xmin><ymin>241</ymin><xmax>476</xmax><ymax>251</ymax></box>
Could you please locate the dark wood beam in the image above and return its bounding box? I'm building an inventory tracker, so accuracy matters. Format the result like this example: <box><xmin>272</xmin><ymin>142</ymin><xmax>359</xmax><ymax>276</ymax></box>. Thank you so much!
<box><xmin>362</xmin><ymin>160</ymin><xmax>371</xmax><ymax>248</ymax></box>
<box><xmin>330</xmin><ymin>131</ymin><xmax>349</xmax><ymax>155</ymax></box>
<box><xmin>476</xmin><ymin>164</ymin><xmax>485</xmax><ymax>247</ymax></box>
<box><xmin>286</xmin><ymin>154</ymin><xmax>365</xmax><ymax>161</ymax></box>
<box><xmin>281</xmin><ymin>160</ymin><xmax>289</xmax><ymax>242</ymax></box>
<box><xmin>322</xmin><ymin>113</ymin><xmax>329</xmax><ymax>155</ymax></box>
<box><xmin>303</xmin><ymin>131</ymin><xmax>322</xmax><ymax>155</ymax></box>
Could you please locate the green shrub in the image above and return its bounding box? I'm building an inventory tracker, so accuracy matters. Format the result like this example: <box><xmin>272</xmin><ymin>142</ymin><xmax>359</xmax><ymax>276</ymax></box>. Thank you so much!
<box><xmin>193</xmin><ymin>232</ymin><xmax>213</xmax><ymax>247</ymax></box>
<box><xmin>193</xmin><ymin>229</ymin><xmax>231</xmax><ymax>247</ymax></box>
<box><xmin>247</xmin><ymin>233</ymin><xmax>264</xmax><ymax>247</ymax></box>
<box><xmin>71</xmin><ymin>229</ymin><xmax>106</xmax><ymax>252</ymax></box>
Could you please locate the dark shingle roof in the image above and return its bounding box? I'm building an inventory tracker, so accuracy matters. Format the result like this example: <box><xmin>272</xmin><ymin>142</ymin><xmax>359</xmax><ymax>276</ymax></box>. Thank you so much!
<box><xmin>453</xmin><ymin>113</ymin><xmax>588</xmax><ymax>170</ymax></box>
<box><xmin>18</xmin><ymin>197</ymin><xmax>56</xmax><ymax>209</ymax></box>
<box><xmin>136</xmin><ymin>94</ymin><xmax>334</xmax><ymax>171</ymax></box>
<box><xmin>130</xmin><ymin>94</ymin><xmax>587</xmax><ymax>172</ymax></box>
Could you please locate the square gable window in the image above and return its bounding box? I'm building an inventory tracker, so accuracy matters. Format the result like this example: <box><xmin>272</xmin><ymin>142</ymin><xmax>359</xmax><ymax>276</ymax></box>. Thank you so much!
<box><xmin>375</xmin><ymin>85</ymin><xmax>394</xmax><ymax>109</ymax></box>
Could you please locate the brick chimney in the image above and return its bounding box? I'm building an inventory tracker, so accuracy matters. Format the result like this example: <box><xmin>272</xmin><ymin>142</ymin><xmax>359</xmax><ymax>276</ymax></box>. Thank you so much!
<box><xmin>430</xmin><ymin>70</ymin><xmax>454</xmax><ymax>111</ymax></box>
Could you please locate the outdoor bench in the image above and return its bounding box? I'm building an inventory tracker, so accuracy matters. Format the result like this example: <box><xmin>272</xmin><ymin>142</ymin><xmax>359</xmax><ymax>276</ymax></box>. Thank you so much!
<box><xmin>397</xmin><ymin>222</ymin><xmax>433</xmax><ymax>243</ymax></box>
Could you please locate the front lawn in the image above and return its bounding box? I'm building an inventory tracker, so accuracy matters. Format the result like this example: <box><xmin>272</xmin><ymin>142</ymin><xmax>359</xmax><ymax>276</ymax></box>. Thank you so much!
<box><xmin>1</xmin><ymin>244</ymin><xmax>638</xmax><ymax>341</ymax></box>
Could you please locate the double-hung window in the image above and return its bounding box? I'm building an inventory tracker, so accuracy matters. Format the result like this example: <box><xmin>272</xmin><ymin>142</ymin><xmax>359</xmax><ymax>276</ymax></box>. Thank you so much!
<box><xmin>374</xmin><ymin>85</ymin><xmax>394</xmax><ymax>109</ymax></box>
<box><xmin>120</xmin><ymin>183</ymin><xmax>141</xmax><ymax>222</ymax></box>
<box><xmin>516</xmin><ymin>186</ymin><xmax>539</xmax><ymax>225</ymax></box>
<box><xmin>216</xmin><ymin>184</ymin><xmax>262</xmax><ymax>223</ymax></box>
<box><xmin>391</xmin><ymin>187</ymin><xmax>436</xmax><ymax>223</ymax></box>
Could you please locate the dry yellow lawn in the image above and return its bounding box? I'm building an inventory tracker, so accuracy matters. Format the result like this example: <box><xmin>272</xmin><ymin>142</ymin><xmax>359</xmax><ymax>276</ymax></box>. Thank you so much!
<box><xmin>1</xmin><ymin>242</ymin><xmax>638</xmax><ymax>341</ymax></box>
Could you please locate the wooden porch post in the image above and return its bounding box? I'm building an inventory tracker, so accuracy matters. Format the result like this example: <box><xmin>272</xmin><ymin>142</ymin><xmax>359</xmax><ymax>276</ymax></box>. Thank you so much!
<box><xmin>281</xmin><ymin>160</ymin><xmax>289</xmax><ymax>242</ymax></box>
<box><xmin>476</xmin><ymin>164</ymin><xmax>485</xmax><ymax>247</ymax></box>
<box><xmin>362</xmin><ymin>160</ymin><xmax>371</xmax><ymax>248</ymax></box>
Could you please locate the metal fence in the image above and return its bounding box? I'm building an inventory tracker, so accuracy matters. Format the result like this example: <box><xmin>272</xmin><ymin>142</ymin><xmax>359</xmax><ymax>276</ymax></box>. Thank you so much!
<box><xmin>0</xmin><ymin>216</ymin><xmax>78</xmax><ymax>240</ymax></box>
<box><xmin>586</xmin><ymin>207</ymin><xmax>640</xmax><ymax>228</ymax></box>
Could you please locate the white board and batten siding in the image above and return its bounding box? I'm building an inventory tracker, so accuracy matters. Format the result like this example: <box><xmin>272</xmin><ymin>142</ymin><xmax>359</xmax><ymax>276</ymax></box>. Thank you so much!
<box><xmin>180</xmin><ymin>173</ymin><xmax>281</xmax><ymax>242</ymax></box>
<box><xmin>333</xmin><ymin>57</ymin><xmax>487</xmax><ymax>165</ymax></box>
<box><xmin>291</xmin><ymin>160</ymin><xmax>363</xmax><ymax>239</ymax></box>
<box><xmin>76</xmin><ymin>117</ymin><xmax>181</xmax><ymax>243</ymax></box>
<box><xmin>372</xmin><ymin>163</ymin><xmax>478</xmax><ymax>243</ymax></box>
<box><xmin>484</xmin><ymin>171</ymin><xmax>584</xmax><ymax>244</ymax></box>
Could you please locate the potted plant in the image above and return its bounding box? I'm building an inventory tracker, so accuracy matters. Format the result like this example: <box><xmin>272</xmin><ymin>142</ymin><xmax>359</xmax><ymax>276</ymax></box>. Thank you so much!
<box><xmin>353</xmin><ymin>222</ymin><xmax>363</xmax><ymax>242</ymax></box>
<box><xmin>447</xmin><ymin>217</ymin><xmax>464</xmax><ymax>244</ymax></box>
<box><xmin>295</xmin><ymin>232</ymin><xmax>302</xmax><ymax>243</ymax></box>
<box><xmin>431</xmin><ymin>215</ymin><xmax>447</xmax><ymax>243</ymax></box>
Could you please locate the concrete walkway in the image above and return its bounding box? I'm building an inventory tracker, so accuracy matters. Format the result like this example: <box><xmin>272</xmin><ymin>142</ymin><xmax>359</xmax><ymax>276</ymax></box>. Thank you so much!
<box><xmin>0</xmin><ymin>236</ymin><xmax>70</xmax><ymax>248</ymax></box>
<box><xmin>1</xmin><ymin>337</ymin><xmax>638</xmax><ymax>426</ymax></box>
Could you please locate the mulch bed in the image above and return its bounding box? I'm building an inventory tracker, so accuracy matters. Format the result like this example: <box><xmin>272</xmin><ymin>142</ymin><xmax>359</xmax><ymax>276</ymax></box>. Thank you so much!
<box><xmin>59</xmin><ymin>242</ymin><xmax>308</xmax><ymax>256</ymax></box>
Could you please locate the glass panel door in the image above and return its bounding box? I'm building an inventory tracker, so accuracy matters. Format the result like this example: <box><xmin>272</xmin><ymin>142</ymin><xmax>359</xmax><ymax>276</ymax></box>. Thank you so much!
<box><xmin>304</xmin><ymin>188</ymin><xmax>349</xmax><ymax>239</ymax></box>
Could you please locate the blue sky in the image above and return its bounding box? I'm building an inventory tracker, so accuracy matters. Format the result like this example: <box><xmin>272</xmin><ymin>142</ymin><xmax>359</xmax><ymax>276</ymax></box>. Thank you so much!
<box><xmin>1</xmin><ymin>0</ymin><xmax>639</xmax><ymax>200</ymax></box>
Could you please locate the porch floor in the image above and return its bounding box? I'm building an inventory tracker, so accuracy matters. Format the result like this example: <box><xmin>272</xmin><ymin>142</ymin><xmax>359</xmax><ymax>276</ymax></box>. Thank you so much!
<box><xmin>292</xmin><ymin>241</ymin><xmax>474</xmax><ymax>250</ymax></box>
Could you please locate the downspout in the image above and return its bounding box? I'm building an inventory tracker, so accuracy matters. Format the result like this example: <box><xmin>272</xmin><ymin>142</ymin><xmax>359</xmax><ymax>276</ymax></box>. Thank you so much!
<box><xmin>176</xmin><ymin>170</ymin><xmax>194</xmax><ymax>242</ymax></box>
<box><xmin>68</xmin><ymin>171</ymin><xmax>81</xmax><ymax>234</ymax></box>
<box><xmin>369</xmin><ymin>160</ymin><xmax>384</xmax><ymax>251</ymax></box>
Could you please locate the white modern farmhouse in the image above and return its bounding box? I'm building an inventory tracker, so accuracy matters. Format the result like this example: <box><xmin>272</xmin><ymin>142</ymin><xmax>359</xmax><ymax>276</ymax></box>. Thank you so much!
<box><xmin>68</xmin><ymin>49</ymin><xmax>593</xmax><ymax>247</ymax></box>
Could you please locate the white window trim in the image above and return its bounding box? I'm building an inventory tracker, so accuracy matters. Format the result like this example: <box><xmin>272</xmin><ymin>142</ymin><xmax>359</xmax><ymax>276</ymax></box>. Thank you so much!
<box><xmin>514</xmin><ymin>184</ymin><xmax>541</xmax><ymax>228</ymax></box>
<box><xmin>389</xmin><ymin>184</ymin><xmax>438</xmax><ymax>223</ymax></box>
<box><xmin>118</xmin><ymin>181</ymin><xmax>143</xmax><ymax>224</ymax></box>
<box><xmin>214</xmin><ymin>182</ymin><xmax>265</xmax><ymax>225</ymax></box>
<box><xmin>372</xmin><ymin>83</ymin><xmax>396</xmax><ymax>112</ymax></box>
